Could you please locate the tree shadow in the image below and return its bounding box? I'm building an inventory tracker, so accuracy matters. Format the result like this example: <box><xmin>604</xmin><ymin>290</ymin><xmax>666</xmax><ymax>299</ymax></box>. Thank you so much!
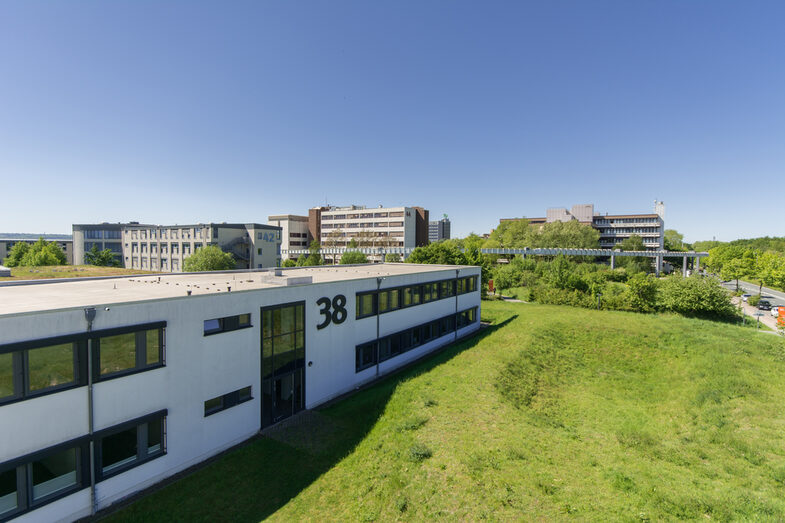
<box><xmin>101</xmin><ymin>316</ymin><xmax>517</xmax><ymax>523</ymax></box>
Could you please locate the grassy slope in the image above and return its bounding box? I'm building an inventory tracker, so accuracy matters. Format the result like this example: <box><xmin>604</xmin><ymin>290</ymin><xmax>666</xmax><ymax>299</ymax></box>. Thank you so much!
<box><xmin>0</xmin><ymin>265</ymin><xmax>157</xmax><ymax>280</ymax></box>
<box><xmin>109</xmin><ymin>302</ymin><xmax>785</xmax><ymax>522</ymax></box>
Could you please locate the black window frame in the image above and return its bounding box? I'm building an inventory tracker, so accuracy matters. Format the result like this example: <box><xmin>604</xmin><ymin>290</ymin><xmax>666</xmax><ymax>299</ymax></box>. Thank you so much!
<box><xmin>94</xmin><ymin>410</ymin><xmax>167</xmax><ymax>482</ymax></box>
<box><xmin>203</xmin><ymin>313</ymin><xmax>253</xmax><ymax>336</ymax></box>
<box><xmin>354</xmin><ymin>274</ymin><xmax>480</xmax><ymax>321</ymax></box>
<box><xmin>0</xmin><ymin>321</ymin><xmax>166</xmax><ymax>407</ymax></box>
<box><xmin>204</xmin><ymin>386</ymin><xmax>254</xmax><ymax>417</ymax></box>
<box><xmin>355</xmin><ymin>307</ymin><xmax>478</xmax><ymax>372</ymax></box>
<box><xmin>0</xmin><ymin>436</ymin><xmax>90</xmax><ymax>521</ymax></box>
<box><xmin>93</xmin><ymin>324</ymin><xmax>166</xmax><ymax>382</ymax></box>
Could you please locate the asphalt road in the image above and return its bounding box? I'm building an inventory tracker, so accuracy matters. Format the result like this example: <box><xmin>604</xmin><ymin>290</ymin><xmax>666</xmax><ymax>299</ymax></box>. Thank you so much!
<box><xmin>719</xmin><ymin>278</ymin><xmax>785</xmax><ymax>307</ymax></box>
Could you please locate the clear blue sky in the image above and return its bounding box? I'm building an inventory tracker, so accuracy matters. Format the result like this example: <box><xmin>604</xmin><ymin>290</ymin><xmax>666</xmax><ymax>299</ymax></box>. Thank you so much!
<box><xmin>1</xmin><ymin>1</ymin><xmax>783</xmax><ymax>243</ymax></box>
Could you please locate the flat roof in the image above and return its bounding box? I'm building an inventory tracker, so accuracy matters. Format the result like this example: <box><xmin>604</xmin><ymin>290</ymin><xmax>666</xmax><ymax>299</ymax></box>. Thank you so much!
<box><xmin>0</xmin><ymin>264</ymin><xmax>474</xmax><ymax>317</ymax></box>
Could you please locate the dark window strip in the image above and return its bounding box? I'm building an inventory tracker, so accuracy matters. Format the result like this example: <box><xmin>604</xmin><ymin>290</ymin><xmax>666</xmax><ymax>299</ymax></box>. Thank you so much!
<box><xmin>0</xmin><ymin>321</ymin><xmax>167</xmax><ymax>355</ymax></box>
<box><xmin>204</xmin><ymin>386</ymin><xmax>253</xmax><ymax>417</ymax></box>
<box><xmin>356</xmin><ymin>275</ymin><xmax>480</xmax><ymax>320</ymax></box>
<box><xmin>203</xmin><ymin>313</ymin><xmax>252</xmax><ymax>336</ymax></box>
<box><xmin>355</xmin><ymin>307</ymin><xmax>478</xmax><ymax>373</ymax></box>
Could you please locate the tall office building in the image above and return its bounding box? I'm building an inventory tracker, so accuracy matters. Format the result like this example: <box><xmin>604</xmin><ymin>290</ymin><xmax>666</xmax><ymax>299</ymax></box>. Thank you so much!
<box><xmin>317</xmin><ymin>205</ymin><xmax>429</xmax><ymax>262</ymax></box>
<box><xmin>428</xmin><ymin>218</ymin><xmax>451</xmax><ymax>243</ymax></box>
<box><xmin>501</xmin><ymin>203</ymin><xmax>665</xmax><ymax>250</ymax></box>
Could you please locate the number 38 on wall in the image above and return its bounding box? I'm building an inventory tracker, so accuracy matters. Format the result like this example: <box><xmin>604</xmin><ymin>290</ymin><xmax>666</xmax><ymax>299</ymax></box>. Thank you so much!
<box><xmin>316</xmin><ymin>295</ymin><xmax>347</xmax><ymax>329</ymax></box>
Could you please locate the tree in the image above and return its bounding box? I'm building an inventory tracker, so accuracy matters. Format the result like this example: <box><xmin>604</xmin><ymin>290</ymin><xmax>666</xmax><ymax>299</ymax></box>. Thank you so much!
<box><xmin>664</xmin><ymin>229</ymin><xmax>687</xmax><ymax>251</ymax></box>
<box><xmin>3</xmin><ymin>242</ymin><xmax>30</xmax><ymax>267</ymax></box>
<box><xmin>720</xmin><ymin>257</ymin><xmax>747</xmax><ymax>291</ymax></box>
<box><xmin>297</xmin><ymin>241</ymin><xmax>323</xmax><ymax>267</ymax></box>
<box><xmin>340</xmin><ymin>251</ymin><xmax>368</xmax><ymax>264</ymax></box>
<box><xmin>84</xmin><ymin>245</ymin><xmax>120</xmax><ymax>267</ymax></box>
<box><xmin>407</xmin><ymin>242</ymin><xmax>467</xmax><ymax>265</ymax></box>
<box><xmin>183</xmin><ymin>245</ymin><xmax>235</xmax><ymax>272</ymax></box>
<box><xmin>384</xmin><ymin>253</ymin><xmax>402</xmax><ymax>263</ymax></box>
<box><xmin>282</xmin><ymin>259</ymin><xmax>297</xmax><ymax>267</ymax></box>
<box><xmin>614</xmin><ymin>235</ymin><xmax>650</xmax><ymax>274</ymax></box>
<box><xmin>3</xmin><ymin>238</ymin><xmax>66</xmax><ymax>267</ymax></box>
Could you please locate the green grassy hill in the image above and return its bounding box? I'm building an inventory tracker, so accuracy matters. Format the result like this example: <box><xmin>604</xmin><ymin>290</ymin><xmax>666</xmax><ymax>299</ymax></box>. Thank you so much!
<box><xmin>110</xmin><ymin>302</ymin><xmax>785</xmax><ymax>521</ymax></box>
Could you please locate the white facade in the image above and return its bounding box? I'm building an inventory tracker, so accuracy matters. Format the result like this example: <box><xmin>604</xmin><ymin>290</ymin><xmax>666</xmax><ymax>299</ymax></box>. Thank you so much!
<box><xmin>267</xmin><ymin>215</ymin><xmax>311</xmax><ymax>261</ymax></box>
<box><xmin>0</xmin><ymin>264</ymin><xmax>480</xmax><ymax>522</ymax></box>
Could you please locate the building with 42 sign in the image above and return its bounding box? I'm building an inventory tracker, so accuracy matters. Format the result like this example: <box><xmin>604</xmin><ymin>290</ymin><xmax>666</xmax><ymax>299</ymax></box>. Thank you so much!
<box><xmin>0</xmin><ymin>263</ymin><xmax>481</xmax><ymax>522</ymax></box>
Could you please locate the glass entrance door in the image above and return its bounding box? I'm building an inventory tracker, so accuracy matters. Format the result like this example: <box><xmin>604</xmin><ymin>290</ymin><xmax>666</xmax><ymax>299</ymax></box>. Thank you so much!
<box><xmin>261</xmin><ymin>302</ymin><xmax>305</xmax><ymax>429</ymax></box>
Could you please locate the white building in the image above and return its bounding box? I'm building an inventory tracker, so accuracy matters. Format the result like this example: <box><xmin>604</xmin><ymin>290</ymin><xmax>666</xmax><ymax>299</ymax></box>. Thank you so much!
<box><xmin>0</xmin><ymin>263</ymin><xmax>480</xmax><ymax>522</ymax></box>
<box><xmin>267</xmin><ymin>215</ymin><xmax>311</xmax><ymax>262</ymax></box>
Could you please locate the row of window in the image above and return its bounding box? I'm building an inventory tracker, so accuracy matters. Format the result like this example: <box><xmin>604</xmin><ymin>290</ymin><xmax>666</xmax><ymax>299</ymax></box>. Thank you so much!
<box><xmin>204</xmin><ymin>386</ymin><xmax>252</xmax><ymax>416</ymax></box>
<box><xmin>323</xmin><ymin>211</ymin><xmax>405</xmax><ymax>220</ymax></box>
<box><xmin>356</xmin><ymin>307</ymin><xmax>478</xmax><ymax>372</ymax></box>
<box><xmin>594</xmin><ymin>218</ymin><xmax>660</xmax><ymax>225</ymax></box>
<box><xmin>0</xmin><ymin>411</ymin><xmax>166</xmax><ymax>521</ymax></box>
<box><xmin>84</xmin><ymin>230</ymin><xmax>122</xmax><ymax>240</ymax></box>
<box><xmin>203</xmin><ymin>314</ymin><xmax>251</xmax><ymax>336</ymax></box>
<box><xmin>0</xmin><ymin>323</ymin><xmax>165</xmax><ymax>406</ymax></box>
<box><xmin>356</xmin><ymin>276</ymin><xmax>479</xmax><ymax>319</ymax></box>
<box><xmin>129</xmin><ymin>228</ymin><xmax>204</xmax><ymax>240</ymax></box>
<box><xmin>321</xmin><ymin>222</ymin><xmax>405</xmax><ymax>229</ymax></box>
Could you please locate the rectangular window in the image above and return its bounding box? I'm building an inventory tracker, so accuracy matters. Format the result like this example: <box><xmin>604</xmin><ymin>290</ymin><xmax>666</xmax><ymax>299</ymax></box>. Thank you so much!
<box><xmin>96</xmin><ymin>411</ymin><xmax>166</xmax><ymax>480</ymax></box>
<box><xmin>440</xmin><ymin>280</ymin><xmax>455</xmax><ymax>299</ymax></box>
<box><xmin>204</xmin><ymin>313</ymin><xmax>252</xmax><ymax>335</ymax></box>
<box><xmin>0</xmin><ymin>353</ymin><xmax>13</xmax><ymax>400</ymax></box>
<box><xmin>204</xmin><ymin>385</ymin><xmax>253</xmax><ymax>416</ymax></box>
<box><xmin>27</xmin><ymin>343</ymin><xmax>76</xmax><ymax>393</ymax></box>
<box><xmin>0</xmin><ymin>468</ymin><xmax>17</xmax><ymax>516</ymax></box>
<box><xmin>356</xmin><ymin>342</ymin><xmax>377</xmax><ymax>371</ymax></box>
<box><xmin>356</xmin><ymin>293</ymin><xmax>376</xmax><ymax>318</ymax></box>
<box><xmin>94</xmin><ymin>325</ymin><xmax>165</xmax><ymax>381</ymax></box>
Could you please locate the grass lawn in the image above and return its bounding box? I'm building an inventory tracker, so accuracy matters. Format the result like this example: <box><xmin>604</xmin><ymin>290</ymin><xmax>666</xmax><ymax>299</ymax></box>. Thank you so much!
<box><xmin>0</xmin><ymin>265</ymin><xmax>157</xmax><ymax>280</ymax></box>
<box><xmin>108</xmin><ymin>301</ymin><xmax>785</xmax><ymax>521</ymax></box>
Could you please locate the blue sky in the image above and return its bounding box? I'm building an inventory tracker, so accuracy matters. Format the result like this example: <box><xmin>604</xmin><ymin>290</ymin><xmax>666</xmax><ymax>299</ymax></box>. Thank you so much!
<box><xmin>1</xmin><ymin>1</ymin><xmax>783</xmax><ymax>243</ymax></box>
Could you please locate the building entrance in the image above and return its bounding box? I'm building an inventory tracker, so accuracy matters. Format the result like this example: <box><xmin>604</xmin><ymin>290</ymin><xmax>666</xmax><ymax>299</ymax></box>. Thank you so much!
<box><xmin>261</xmin><ymin>302</ymin><xmax>305</xmax><ymax>428</ymax></box>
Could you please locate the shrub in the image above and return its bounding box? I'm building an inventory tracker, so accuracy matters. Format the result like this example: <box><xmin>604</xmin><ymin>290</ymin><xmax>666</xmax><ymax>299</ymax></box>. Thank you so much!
<box><xmin>408</xmin><ymin>442</ymin><xmax>433</xmax><ymax>462</ymax></box>
<box><xmin>627</xmin><ymin>274</ymin><xmax>658</xmax><ymax>312</ymax></box>
<box><xmin>748</xmin><ymin>294</ymin><xmax>761</xmax><ymax>307</ymax></box>
<box><xmin>658</xmin><ymin>275</ymin><xmax>738</xmax><ymax>321</ymax></box>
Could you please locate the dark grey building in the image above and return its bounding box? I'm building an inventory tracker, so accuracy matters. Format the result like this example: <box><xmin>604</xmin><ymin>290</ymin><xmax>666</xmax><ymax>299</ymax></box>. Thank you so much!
<box><xmin>428</xmin><ymin>218</ymin><xmax>451</xmax><ymax>243</ymax></box>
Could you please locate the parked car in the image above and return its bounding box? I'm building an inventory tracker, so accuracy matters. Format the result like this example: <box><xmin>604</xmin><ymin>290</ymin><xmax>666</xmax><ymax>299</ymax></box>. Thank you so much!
<box><xmin>771</xmin><ymin>306</ymin><xmax>780</xmax><ymax>317</ymax></box>
<box><xmin>742</xmin><ymin>294</ymin><xmax>752</xmax><ymax>302</ymax></box>
<box><xmin>758</xmin><ymin>300</ymin><xmax>772</xmax><ymax>311</ymax></box>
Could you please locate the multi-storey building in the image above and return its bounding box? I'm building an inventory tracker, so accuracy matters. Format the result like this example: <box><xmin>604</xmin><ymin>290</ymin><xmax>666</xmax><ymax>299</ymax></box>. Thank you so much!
<box><xmin>267</xmin><ymin>215</ymin><xmax>312</xmax><ymax>262</ymax></box>
<box><xmin>121</xmin><ymin>223</ymin><xmax>281</xmax><ymax>272</ymax></box>
<box><xmin>74</xmin><ymin>223</ymin><xmax>282</xmax><ymax>272</ymax></box>
<box><xmin>317</xmin><ymin>205</ymin><xmax>429</xmax><ymax>262</ymax></box>
<box><xmin>428</xmin><ymin>218</ymin><xmax>451</xmax><ymax>243</ymax></box>
<box><xmin>73</xmin><ymin>224</ymin><xmax>126</xmax><ymax>265</ymax></box>
<box><xmin>0</xmin><ymin>263</ymin><xmax>481</xmax><ymax>521</ymax></box>
<box><xmin>501</xmin><ymin>202</ymin><xmax>665</xmax><ymax>250</ymax></box>
<box><xmin>0</xmin><ymin>237</ymin><xmax>73</xmax><ymax>265</ymax></box>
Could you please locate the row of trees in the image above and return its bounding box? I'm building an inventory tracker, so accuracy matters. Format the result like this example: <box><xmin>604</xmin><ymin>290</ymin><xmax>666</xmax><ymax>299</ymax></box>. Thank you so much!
<box><xmin>704</xmin><ymin>244</ymin><xmax>785</xmax><ymax>293</ymax></box>
<box><xmin>3</xmin><ymin>238</ymin><xmax>67</xmax><ymax>267</ymax></box>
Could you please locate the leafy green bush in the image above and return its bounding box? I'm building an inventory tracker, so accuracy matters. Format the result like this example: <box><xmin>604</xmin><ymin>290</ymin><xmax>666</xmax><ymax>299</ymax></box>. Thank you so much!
<box><xmin>3</xmin><ymin>238</ymin><xmax>67</xmax><ymax>267</ymax></box>
<box><xmin>748</xmin><ymin>294</ymin><xmax>761</xmax><ymax>307</ymax></box>
<box><xmin>658</xmin><ymin>275</ymin><xmax>738</xmax><ymax>321</ymax></box>
<box><xmin>627</xmin><ymin>274</ymin><xmax>658</xmax><ymax>312</ymax></box>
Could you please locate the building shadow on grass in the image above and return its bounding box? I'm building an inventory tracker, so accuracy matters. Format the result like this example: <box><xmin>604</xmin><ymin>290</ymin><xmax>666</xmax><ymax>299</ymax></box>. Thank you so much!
<box><xmin>99</xmin><ymin>316</ymin><xmax>517</xmax><ymax>523</ymax></box>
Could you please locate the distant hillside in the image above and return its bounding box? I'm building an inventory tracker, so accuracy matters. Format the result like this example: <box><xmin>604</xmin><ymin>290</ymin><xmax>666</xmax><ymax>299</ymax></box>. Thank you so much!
<box><xmin>0</xmin><ymin>233</ymin><xmax>72</xmax><ymax>240</ymax></box>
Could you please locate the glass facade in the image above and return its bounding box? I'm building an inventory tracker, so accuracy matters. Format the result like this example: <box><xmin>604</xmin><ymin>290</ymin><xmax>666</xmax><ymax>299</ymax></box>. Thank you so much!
<box><xmin>261</xmin><ymin>302</ymin><xmax>305</xmax><ymax>428</ymax></box>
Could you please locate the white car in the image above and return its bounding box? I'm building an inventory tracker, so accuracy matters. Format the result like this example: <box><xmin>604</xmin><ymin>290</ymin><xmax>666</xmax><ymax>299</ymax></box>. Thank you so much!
<box><xmin>771</xmin><ymin>306</ymin><xmax>780</xmax><ymax>317</ymax></box>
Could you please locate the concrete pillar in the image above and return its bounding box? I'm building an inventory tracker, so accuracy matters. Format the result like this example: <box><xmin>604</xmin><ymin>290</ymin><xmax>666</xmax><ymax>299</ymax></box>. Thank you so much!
<box><xmin>610</xmin><ymin>254</ymin><xmax>615</xmax><ymax>269</ymax></box>
<box><xmin>683</xmin><ymin>256</ymin><xmax>687</xmax><ymax>277</ymax></box>
<box><xmin>695</xmin><ymin>257</ymin><xmax>700</xmax><ymax>272</ymax></box>
<box><xmin>655</xmin><ymin>255</ymin><xmax>662</xmax><ymax>276</ymax></box>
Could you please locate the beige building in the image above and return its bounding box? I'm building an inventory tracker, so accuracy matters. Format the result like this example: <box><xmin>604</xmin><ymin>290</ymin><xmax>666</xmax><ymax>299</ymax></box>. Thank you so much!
<box><xmin>267</xmin><ymin>215</ymin><xmax>312</xmax><ymax>261</ymax></box>
<box><xmin>74</xmin><ymin>222</ymin><xmax>282</xmax><ymax>271</ymax></box>
<box><xmin>0</xmin><ymin>237</ymin><xmax>73</xmax><ymax>265</ymax></box>
<box><xmin>318</xmin><ymin>205</ymin><xmax>429</xmax><ymax>262</ymax></box>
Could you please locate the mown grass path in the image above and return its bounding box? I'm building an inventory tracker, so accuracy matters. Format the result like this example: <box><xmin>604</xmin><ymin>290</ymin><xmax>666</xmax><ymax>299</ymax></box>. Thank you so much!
<box><xmin>108</xmin><ymin>302</ymin><xmax>785</xmax><ymax>522</ymax></box>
